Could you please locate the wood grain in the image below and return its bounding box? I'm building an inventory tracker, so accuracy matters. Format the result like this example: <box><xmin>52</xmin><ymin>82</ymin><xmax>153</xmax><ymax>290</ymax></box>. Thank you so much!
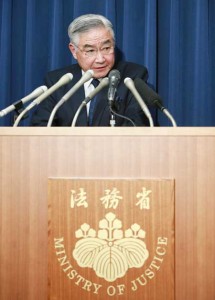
<box><xmin>0</xmin><ymin>128</ymin><xmax>215</xmax><ymax>300</ymax></box>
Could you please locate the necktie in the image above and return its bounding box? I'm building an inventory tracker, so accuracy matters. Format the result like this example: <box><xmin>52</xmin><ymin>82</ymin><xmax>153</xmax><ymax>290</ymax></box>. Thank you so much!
<box><xmin>88</xmin><ymin>79</ymin><xmax>99</xmax><ymax>126</ymax></box>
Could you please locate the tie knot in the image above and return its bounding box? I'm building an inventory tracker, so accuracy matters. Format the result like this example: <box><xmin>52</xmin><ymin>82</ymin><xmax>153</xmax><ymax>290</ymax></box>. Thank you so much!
<box><xmin>91</xmin><ymin>78</ymin><xmax>100</xmax><ymax>88</ymax></box>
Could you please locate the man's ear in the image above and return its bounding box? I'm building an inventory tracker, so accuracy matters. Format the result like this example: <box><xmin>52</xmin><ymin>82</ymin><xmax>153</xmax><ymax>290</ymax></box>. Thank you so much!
<box><xmin>69</xmin><ymin>43</ymin><xmax>77</xmax><ymax>60</ymax></box>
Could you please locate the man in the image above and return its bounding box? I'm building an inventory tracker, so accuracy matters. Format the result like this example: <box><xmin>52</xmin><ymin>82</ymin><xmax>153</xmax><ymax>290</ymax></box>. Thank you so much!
<box><xmin>30</xmin><ymin>14</ymin><xmax>150</xmax><ymax>126</ymax></box>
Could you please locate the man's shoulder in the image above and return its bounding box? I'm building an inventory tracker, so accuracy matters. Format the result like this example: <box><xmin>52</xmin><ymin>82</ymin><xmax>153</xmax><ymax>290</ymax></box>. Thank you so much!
<box><xmin>45</xmin><ymin>64</ymin><xmax>81</xmax><ymax>81</ymax></box>
<box><xmin>115</xmin><ymin>61</ymin><xmax>148</xmax><ymax>80</ymax></box>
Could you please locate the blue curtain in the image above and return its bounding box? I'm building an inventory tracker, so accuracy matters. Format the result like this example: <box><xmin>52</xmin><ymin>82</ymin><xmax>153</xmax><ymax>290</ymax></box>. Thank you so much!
<box><xmin>0</xmin><ymin>0</ymin><xmax>214</xmax><ymax>126</ymax></box>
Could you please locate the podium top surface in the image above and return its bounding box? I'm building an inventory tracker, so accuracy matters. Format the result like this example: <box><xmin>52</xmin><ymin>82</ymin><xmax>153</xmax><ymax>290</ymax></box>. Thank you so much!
<box><xmin>0</xmin><ymin>127</ymin><xmax>215</xmax><ymax>137</ymax></box>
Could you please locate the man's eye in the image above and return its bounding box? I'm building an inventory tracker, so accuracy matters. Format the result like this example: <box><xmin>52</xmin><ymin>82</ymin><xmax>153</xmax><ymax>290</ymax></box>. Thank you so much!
<box><xmin>101</xmin><ymin>47</ymin><xmax>111</xmax><ymax>54</ymax></box>
<box><xmin>86</xmin><ymin>49</ymin><xmax>96</xmax><ymax>54</ymax></box>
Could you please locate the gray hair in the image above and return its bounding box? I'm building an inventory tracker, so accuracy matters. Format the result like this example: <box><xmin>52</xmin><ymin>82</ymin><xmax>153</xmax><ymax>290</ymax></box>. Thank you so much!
<box><xmin>68</xmin><ymin>14</ymin><xmax>115</xmax><ymax>45</ymax></box>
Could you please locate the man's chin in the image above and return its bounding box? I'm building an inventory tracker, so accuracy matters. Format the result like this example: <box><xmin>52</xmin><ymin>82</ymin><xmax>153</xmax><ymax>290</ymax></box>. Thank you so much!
<box><xmin>93</xmin><ymin>68</ymin><xmax>111</xmax><ymax>79</ymax></box>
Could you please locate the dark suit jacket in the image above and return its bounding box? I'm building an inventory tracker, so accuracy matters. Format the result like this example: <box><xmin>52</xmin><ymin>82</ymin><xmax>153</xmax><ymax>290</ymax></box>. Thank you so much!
<box><xmin>30</xmin><ymin>61</ymin><xmax>150</xmax><ymax>126</ymax></box>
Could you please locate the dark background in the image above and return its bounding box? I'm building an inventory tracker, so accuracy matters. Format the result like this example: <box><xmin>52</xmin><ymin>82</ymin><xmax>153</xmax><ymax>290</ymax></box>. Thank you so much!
<box><xmin>0</xmin><ymin>0</ymin><xmax>214</xmax><ymax>126</ymax></box>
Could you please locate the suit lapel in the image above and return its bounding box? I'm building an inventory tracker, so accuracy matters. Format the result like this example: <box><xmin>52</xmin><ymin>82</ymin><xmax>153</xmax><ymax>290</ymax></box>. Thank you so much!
<box><xmin>92</xmin><ymin>86</ymin><xmax>110</xmax><ymax>126</ymax></box>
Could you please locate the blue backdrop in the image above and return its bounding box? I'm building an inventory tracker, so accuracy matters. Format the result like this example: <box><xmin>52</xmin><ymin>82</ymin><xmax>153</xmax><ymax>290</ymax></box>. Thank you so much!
<box><xmin>0</xmin><ymin>0</ymin><xmax>214</xmax><ymax>126</ymax></box>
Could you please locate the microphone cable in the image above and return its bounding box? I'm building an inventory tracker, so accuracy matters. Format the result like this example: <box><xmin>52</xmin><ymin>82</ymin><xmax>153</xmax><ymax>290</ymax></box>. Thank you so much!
<box><xmin>109</xmin><ymin>106</ymin><xmax>136</xmax><ymax>127</ymax></box>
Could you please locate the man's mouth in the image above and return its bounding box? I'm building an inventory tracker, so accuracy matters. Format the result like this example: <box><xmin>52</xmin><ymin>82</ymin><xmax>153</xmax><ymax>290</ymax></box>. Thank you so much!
<box><xmin>94</xmin><ymin>66</ymin><xmax>107</xmax><ymax>70</ymax></box>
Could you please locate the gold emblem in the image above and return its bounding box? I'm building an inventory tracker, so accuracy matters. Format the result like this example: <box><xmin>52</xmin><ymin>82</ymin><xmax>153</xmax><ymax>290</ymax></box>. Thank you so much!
<box><xmin>73</xmin><ymin>212</ymin><xmax>149</xmax><ymax>282</ymax></box>
<box><xmin>49</xmin><ymin>179</ymin><xmax>174</xmax><ymax>299</ymax></box>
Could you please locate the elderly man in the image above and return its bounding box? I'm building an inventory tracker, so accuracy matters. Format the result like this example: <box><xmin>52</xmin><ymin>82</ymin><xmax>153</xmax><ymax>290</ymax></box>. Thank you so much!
<box><xmin>30</xmin><ymin>14</ymin><xmax>150</xmax><ymax>126</ymax></box>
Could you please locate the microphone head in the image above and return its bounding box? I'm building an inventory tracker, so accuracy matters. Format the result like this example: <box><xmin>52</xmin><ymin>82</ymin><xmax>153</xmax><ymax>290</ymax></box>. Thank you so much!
<box><xmin>86</xmin><ymin>77</ymin><xmax>109</xmax><ymax>102</ymax></box>
<box><xmin>124</xmin><ymin>77</ymin><xmax>135</xmax><ymax>89</ymax></box>
<box><xmin>134</xmin><ymin>78</ymin><xmax>163</xmax><ymax>106</ymax></box>
<box><xmin>108</xmin><ymin>69</ymin><xmax>121</xmax><ymax>102</ymax></box>
<box><xmin>100</xmin><ymin>77</ymin><xmax>109</xmax><ymax>87</ymax></box>
<box><xmin>84</xmin><ymin>69</ymin><xmax>94</xmax><ymax>80</ymax></box>
<box><xmin>57</xmin><ymin>72</ymin><xmax>73</xmax><ymax>86</ymax></box>
<box><xmin>108</xmin><ymin>69</ymin><xmax>121</xmax><ymax>84</ymax></box>
<box><xmin>41</xmin><ymin>85</ymin><xmax>48</xmax><ymax>92</ymax></box>
<box><xmin>93</xmin><ymin>77</ymin><xmax>109</xmax><ymax>93</ymax></box>
<box><xmin>31</xmin><ymin>85</ymin><xmax>48</xmax><ymax>98</ymax></box>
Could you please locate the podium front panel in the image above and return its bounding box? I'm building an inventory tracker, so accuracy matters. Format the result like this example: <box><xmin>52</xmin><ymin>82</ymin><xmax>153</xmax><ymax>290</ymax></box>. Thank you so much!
<box><xmin>0</xmin><ymin>128</ymin><xmax>215</xmax><ymax>300</ymax></box>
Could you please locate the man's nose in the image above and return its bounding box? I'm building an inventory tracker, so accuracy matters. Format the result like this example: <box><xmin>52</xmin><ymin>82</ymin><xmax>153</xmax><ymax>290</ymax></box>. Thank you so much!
<box><xmin>95</xmin><ymin>50</ymin><xmax>105</xmax><ymax>62</ymax></box>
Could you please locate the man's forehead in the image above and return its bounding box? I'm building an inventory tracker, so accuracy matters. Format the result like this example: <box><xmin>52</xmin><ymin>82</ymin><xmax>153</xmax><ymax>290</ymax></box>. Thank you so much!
<box><xmin>78</xmin><ymin>28</ymin><xmax>113</xmax><ymax>47</ymax></box>
<box><xmin>82</xmin><ymin>39</ymin><xmax>112</xmax><ymax>48</ymax></box>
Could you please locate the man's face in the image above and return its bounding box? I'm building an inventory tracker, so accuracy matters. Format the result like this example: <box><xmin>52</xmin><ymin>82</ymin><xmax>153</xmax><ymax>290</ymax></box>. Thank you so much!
<box><xmin>69</xmin><ymin>27</ymin><xmax>115</xmax><ymax>79</ymax></box>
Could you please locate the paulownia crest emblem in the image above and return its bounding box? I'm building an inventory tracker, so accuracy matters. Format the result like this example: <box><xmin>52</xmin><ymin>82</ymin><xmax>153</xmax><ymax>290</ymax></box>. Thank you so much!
<box><xmin>73</xmin><ymin>212</ymin><xmax>149</xmax><ymax>282</ymax></box>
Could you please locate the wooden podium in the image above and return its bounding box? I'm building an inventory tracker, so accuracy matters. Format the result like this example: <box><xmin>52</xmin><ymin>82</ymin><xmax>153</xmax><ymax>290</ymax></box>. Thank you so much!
<box><xmin>0</xmin><ymin>128</ymin><xmax>215</xmax><ymax>300</ymax></box>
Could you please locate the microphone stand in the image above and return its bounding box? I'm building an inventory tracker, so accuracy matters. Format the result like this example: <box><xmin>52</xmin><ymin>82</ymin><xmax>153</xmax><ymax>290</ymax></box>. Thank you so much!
<box><xmin>153</xmin><ymin>100</ymin><xmax>177</xmax><ymax>126</ymax></box>
<box><xmin>13</xmin><ymin>100</ymin><xmax>28</xmax><ymax>121</ymax></box>
<box><xmin>13</xmin><ymin>100</ymin><xmax>29</xmax><ymax>124</ymax></box>
<box><xmin>162</xmin><ymin>108</ymin><xmax>177</xmax><ymax>127</ymax></box>
<box><xmin>109</xmin><ymin>110</ymin><xmax>116</xmax><ymax>127</ymax></box>
<box><xmin>109</xmin><ymin>100</ymin><xmax>116</xmax><ymax>127</ymax></box>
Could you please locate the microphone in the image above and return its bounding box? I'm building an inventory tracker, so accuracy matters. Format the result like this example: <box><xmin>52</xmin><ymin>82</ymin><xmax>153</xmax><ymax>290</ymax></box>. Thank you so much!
<box><xmin>124</xmin><ymin>77</ymin><xmax>154</xmax><ymax>127</ymax></box>
<box><xmin>0</xmin><ymin>85</ymin><xmax>47</xmax><ymax>118</ymax></box>
<box><xmin>71</xmin><ymin>77</ymin><xmax>109</xmax><ymax>127</ymax></box>
<box><xmin>134</xmin><ymin>78</ymin><xmax>177</xmax><ymax>126</ymax></box>
<box><xmin>13</xmin><ymin>73</ymin><xmax>73</xmax><ymax>126</ymax></box>
<box><xmin>108</xmin><ymin>69</ymin><xmax>121</xmax><ymax>105</ymax></box>
<box><xmin>47</xmin><ymin>69</ymin><xmax>94</xmax><ymax>126</ymax></box>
